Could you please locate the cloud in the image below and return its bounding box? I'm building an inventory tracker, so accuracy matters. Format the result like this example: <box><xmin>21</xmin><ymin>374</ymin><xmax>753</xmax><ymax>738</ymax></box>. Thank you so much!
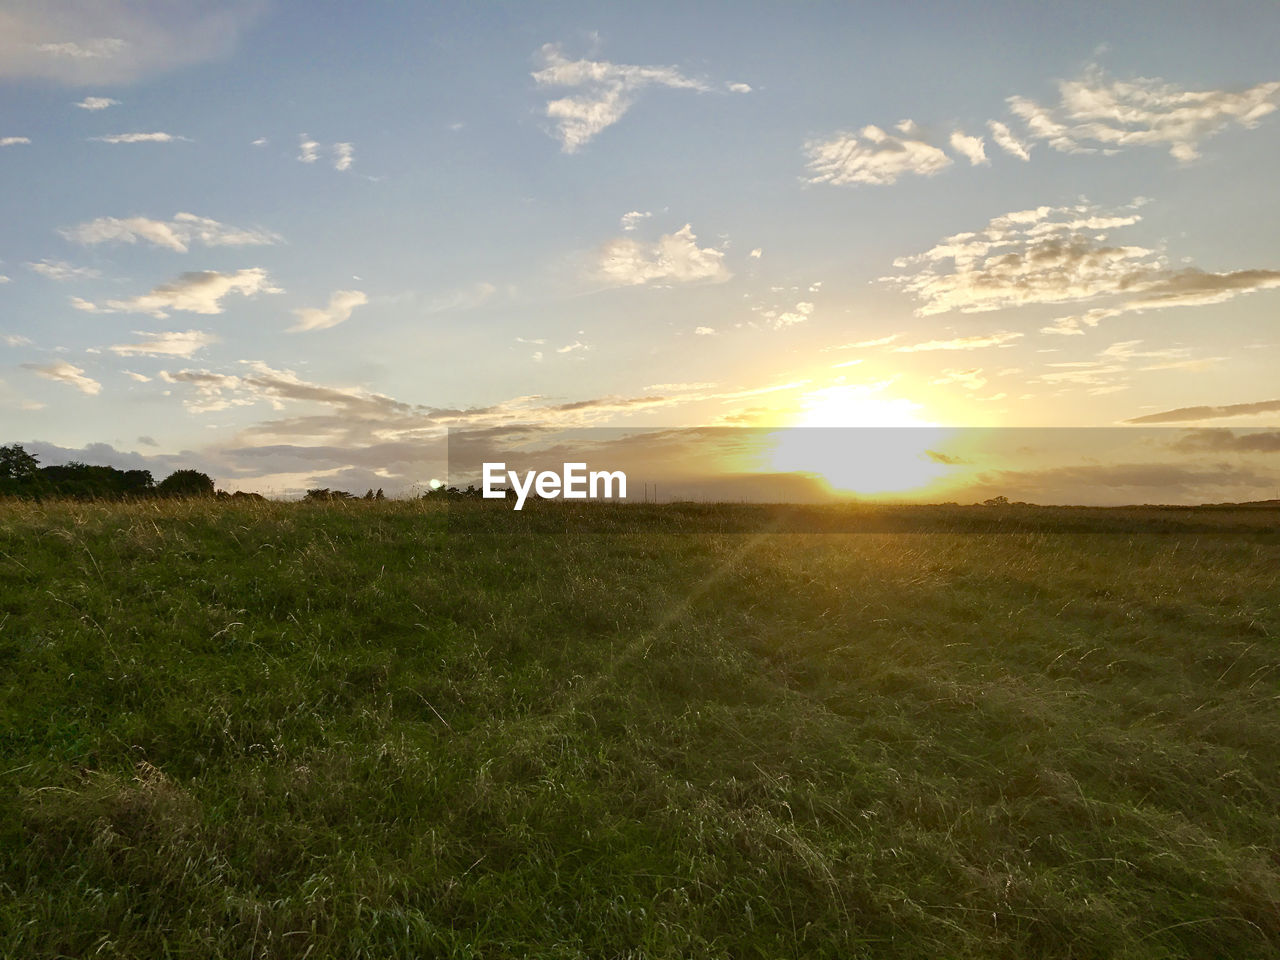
<box><xmin>75</xmin><ymin>96</ymin><xmax>118</xmax><ymax>110</ymax></box>
<box><xmin>76</xmin><ymin>268</ymin><xmax>280</xmax><ymax>318</ymax></box>
<box><xmin>894</xmin><ymin>331</ymin><xmax>1022</xmax><ymax>352</ymax></box>
<box><xmin>25</xmin><ymin>259</ymin><xmax>102</xmax><ymax>281</ymax></box>
<box><xmin>756</xmin><ymin>300</ymin><xmax>814</xmax><ymax>330</ymax></box>
<box><xmin>1006</xmin><ymin>66</ymin><xmax>1280</xmax><ymax>162</ymax></box>
<box><xmin>556</xmin><ymin>341</ymin><xmax>589</xmax><ymax>354</ymax></box>
<box><xmin>532</xmin><ymin>43</ymin><xmax>717</xmax><ymax>152</ymax></box>
<box><xmin>90</xmin><ymin>132</ymin><xmax>189</xmax><ymax>143</ymax></box>
<box><xmin>109</xmin><ymin>329</ymin><xmax>218</xmax><ymax>358</ymax></box>
<box><xmin>987</xmin><ymin>120</ymin><xmax>1030</xmax><ymax>160</ymax></box>
<box><xmin>1126</xmin><ymin>398</ymin><xmax>1280</xmax><ymax>424</ymax></box>
<box><xmin>620</xmin><ymin>210</ymin><xmax>651</xmax><ymax>231</ymax></box>
<box><xmin>827</xmin><ymin>334</ymin><xmax>901</xmax><ymax>351</ymax></box>
<box><xmin>932</xmin><ymin>368</ymin><xmax>987</xmax><ymax>390</ymax></box>
<box><xmin>159</xmin><ymin>362</ymin><xmax>420</xmax><ymax>416</ymax></box>
<box><xmin>0</xmin><ymin>136</ymin><xmax>31</xmax><ymax>146</ymax></box>
<box><xmin>749</xmin><ymin>248</ymin><xmax>763</xmax><ymax>259</ymax></box>
<box><xmin>695</xmin><ymin>326</ymin><xmax>716</xmax><ymax>336</ymax></box>
<box><xmin>425</xmin><ymin>282</ymin><xmax>497</xmax><ymax>314</ymax></box>
<box><xmin>297</xmin><ymin>135</ymin><xmax>353</xmax><ymax>170</ymax></box>
<box><xmin>889</xmin><ymin>200</ymin><xmax>1280</xmax><ymax>326</ymax></box>
<box><xmin>597</xmin><ymin>223</ymin><xmax>729</xmax><ymax>286</ymax></box>
<box><xmin>728</xmin><ymin>82</ymin><xmax>752</xmax><ymax>94</ymax></box>
<box><xmin>288</xmin><ymin>290</ymin><xmax>368</xmax><ymax>333</ymax></box>
<box><xmin>1032</xmin><ymin>339</ymin><xmax>1219</xmax><ymax>392</ymax></box>
<box><xmin>62</xmin><ymin>212</ymin><xmax>281</xmax><ymax>252</ymax></box>
<box><xmin>0</xmin><ymin>1</ymin><xmax>259</xmax><ymax>85</ymax></box>
<box><xmin>24</xmin><ymin>360</ymin><xmax>101</xmax><ymax>395</ymax></box>
<box><xmin>3</xmin><ymin>334</ymin><xmax>34</xmax><ymax>347</ymax></box>
<box><xmin>124</xmin><ymin>371</ymin><xmax>151</xmax><ymax>382</ymax></box>
<box><xmin>1172</xmin><ymin>429</ymin><xmax>1280</xmax><ymax>453</ymax></box>
<box><xmin>36</xmin><ymin>38</ymin><xmax>126</xmax><ymax>59</ymax></box>
<box><xmin>805</xmin><ymin>121</ymin><xmax>953</xmax><ymax>186</ymax></box>
<box><xmin>949</xmin><ymin>130</ymin><xmax>988</xmax><ymax>165</ymax></box>
<box><xmin>1125</xmin><ymin>267</ymin><xmax>1280</xmax><ymax>310</ymax></box>
<box><xmin>973</xmin><ymin>461</ymin><xmax>1276</xmax><ymax>501</ymax></box>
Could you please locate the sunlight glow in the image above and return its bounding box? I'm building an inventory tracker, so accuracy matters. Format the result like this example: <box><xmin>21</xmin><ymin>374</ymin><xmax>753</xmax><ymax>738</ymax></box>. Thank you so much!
<box><xmin>768</xmin><ymin>384</ymin><xmax>957</xmax><ymax>496</ymax></box>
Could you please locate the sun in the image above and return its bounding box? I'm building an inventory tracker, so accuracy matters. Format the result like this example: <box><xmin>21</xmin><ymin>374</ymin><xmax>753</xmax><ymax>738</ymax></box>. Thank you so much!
<box><xmin>766</xmin><ymin>384</ymin><xmax>956</xmax><ymax>496</ymax></box>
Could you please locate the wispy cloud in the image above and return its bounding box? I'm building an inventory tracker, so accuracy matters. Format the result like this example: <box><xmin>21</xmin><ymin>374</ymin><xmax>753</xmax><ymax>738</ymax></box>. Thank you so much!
<box><xmin>949</xmin><ymin>129</ymin><xmax>988</xmax><ymax>166</ymax></box>
<box><xmin>620</xmin><ymin>210</ymin><xmax>651</xmax><ymax>231</ymax></box>
<box><xmin>932</xmin><ymin>368</ymin><xmax>988</xmax><ymax>390</ymax></box>
<box><xmin>288</xmin><ymin>290</ymin><xmax>368</xmax><ymax>333</ymax></box>
<box><xmin>1171</xmin><ymin>429</ymin><xmax>1280</xmax><ymax>453</ymax></box>
<box><xmin>90</xmin><ymin>132</ymin><xmax>190</xmax><ymax>144</ymax></box>
<box><xmin>894</xmin><ymin>331</ymin><xmax>1023</xmax><ymax>352</ymax></box>
<box><xmin>24</xmin><ymin>360</ymin><xmax>101</xmax><ymax>395</ymax></box>
<box><xmin>74</xmin><ymin>268</ymin><xmax>281</xmax><ymax>318</ymax></box>
<box><xmin>109</xmin><ymin>330</ymin><xmax>219</xmax><ymax>358</ymax></box>
<box><xmin>1007</xmin><ymin>66</ymin><xmax>1280</xmax><ymax>162</ymax></box>
<box><xmin>888</xmin><ymin>200</ymin><xmax>1280</xmax><ymax>330</ymax></box>
<box><xmin>597</xmin><ymin>223</ymin><xmax>729</xmax><ymax>286</ymax></box>
<box><xmin>987</xmin><ymin>120</ymin><xmax>1030</xmax><ymax>160</ymax></box>
<box><xmin>297</xmin><ymin>135</ymin><xmax>355</xmax><ymax>171</ymax></box>
<box><xmin>754</xmin><ymin>301</ymin><xmax>814</xmax><ymax>330</ymax></box>
<box><xmin>1126</xmin><ymin>398</ymin><xmax>1280</xmax><ymax>424</ymax></box>
<box><xmin>36</xmin><ymin>38</ymin><xmax>127</xmax><ymax>60</ymax></box>
<box><xmin>26</xmin><ymin>259</ymin><xmax>102</xmax><ymax>282</ymax></box>
<box><xmin>826</xmin><ymin>334</ymin><xmax>900</xmax><ymax>351</ymax></box>
<box><xmin>1</xmin><ymin>4</ymin><xmax>259</xmax><ymax>85</ymax></box>
<box><xmin>533</xmin><ymin>43</ymin><xmax>733</xmax><ymax>152</ymax></box>
<box><xmin>805</xmin><ymin>120</ymin><xmax>952</xmax><ymax>186</ymax></box>
<box><xmin>61</xmin><ymin>212</ymin><xmax>281</xmax><ymax>253</ymax></box>
<box><xmin>298</xmin><ymin>134</ymin><xmax>320</xmax><ymax>163</ymax></box>
<box><xmin>1</xmin><ymin>136</ymin><xmax>31</xmax><ymax>146</ymax></box>
<box><xmin>75</xmin><ymin>96</ymin><xmax>119</xmax><ymax>110</ymax></box>
<box><xmin>425</xmin><ymin>282</ymin><xmax>497</xmax><ymax>314</ymax></box>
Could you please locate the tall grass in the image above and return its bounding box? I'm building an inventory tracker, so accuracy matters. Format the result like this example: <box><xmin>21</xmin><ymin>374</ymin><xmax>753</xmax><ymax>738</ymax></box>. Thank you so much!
<box><xmin>2</xmin><ymin>499</ymin><xmax>1277</xmax><ymax>958</ymax></box>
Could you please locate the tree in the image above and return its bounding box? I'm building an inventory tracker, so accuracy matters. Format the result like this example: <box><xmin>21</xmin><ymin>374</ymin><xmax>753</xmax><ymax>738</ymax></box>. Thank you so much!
<box><xmin>157</xmin><ymin>469</ymin><xmax>215</xmax><ymax>498</ymax></box>
<box><xmin>0</xmin><ymin>443</ymin><xmax>39</xmax><ymax>481</ymax></box>
<box><xmin>0</xmin><ymin>444</ymin><xmax>42</xmax><ymax>497</ymax></box>
<box><xmin>304</xmin><ymin>488</ymin><xmax>355</xmax><ymax>501</ymax></box>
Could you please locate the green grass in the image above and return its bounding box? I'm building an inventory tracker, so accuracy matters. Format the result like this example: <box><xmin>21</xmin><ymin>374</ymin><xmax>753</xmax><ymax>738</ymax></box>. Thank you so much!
<box><xmin>1</xmin><ymin>499</ymin><xmax>1278</xmax><ymax>958</ymax></box>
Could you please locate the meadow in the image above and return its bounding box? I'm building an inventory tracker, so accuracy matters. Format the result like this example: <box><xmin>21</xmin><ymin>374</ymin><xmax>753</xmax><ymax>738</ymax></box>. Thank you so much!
<box><xmin>1</xmin><ymin>499</ymin><xmax>1278</xmax><ymax>959</ymax></box>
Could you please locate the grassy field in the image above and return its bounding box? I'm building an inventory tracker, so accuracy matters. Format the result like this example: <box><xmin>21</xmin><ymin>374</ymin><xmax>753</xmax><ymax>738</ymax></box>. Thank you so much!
<box><xmin>1</xmin><ymin>499</ymin><xmax>1278</xmax><ymax>959</ymax></box>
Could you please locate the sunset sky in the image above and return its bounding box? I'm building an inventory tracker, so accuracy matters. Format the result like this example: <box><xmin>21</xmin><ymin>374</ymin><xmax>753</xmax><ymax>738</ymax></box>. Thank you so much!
<box><xmin>3</xmin><ymin>1</ymin><xmax>1279</xmax><ymax>500</ymax></box>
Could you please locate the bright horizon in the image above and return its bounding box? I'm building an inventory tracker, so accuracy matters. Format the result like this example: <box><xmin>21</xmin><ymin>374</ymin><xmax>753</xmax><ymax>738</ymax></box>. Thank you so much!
<box><xmin>3</xmin><ymin>2</ymin><xmax>1279</xmax><ymax>502</ymax></box>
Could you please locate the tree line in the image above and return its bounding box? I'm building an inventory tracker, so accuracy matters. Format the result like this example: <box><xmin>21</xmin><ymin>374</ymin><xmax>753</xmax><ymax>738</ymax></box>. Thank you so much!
<box><xmin>0</xmin><ymin>443</ymin><xmax>215</xmax><ymax>500</ymax></box>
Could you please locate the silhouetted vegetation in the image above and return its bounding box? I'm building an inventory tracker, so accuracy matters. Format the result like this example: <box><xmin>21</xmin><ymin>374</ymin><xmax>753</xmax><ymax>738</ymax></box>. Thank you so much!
<box><xmin>0</xmin><ymin>444</ymin><xmax>212</xmax><ymax>501</ymax></box>
<box><xmin>304</xmin><ymin>488</ymin><xmax>357</xmax><ymax>501</ymax></box>
<box><xmin>423</xmin><ymin>483</ymin><xmax>508</xmax><ymax>500</ymax></box>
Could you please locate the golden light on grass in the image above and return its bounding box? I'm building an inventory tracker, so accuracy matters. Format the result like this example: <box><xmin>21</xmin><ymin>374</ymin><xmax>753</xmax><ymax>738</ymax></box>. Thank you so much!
<box><xmin>768</xmin><ymin>383</ymin><xmax>957</xmax><ymax>496</ymax></box>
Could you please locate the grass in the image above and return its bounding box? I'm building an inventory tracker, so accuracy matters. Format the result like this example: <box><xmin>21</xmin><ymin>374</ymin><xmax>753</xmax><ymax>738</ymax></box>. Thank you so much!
<box><xmin>1</xmin><ymin>498</ymin><xmax>1278</xmax><ymax>958</ymax></box>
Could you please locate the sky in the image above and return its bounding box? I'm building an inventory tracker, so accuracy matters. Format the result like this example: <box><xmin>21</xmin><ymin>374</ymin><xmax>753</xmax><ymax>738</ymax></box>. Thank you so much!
<box><xmin>2</xmin><ymin>0</ymin><xmax>1279</xmax><ymax>502</ymax></box>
